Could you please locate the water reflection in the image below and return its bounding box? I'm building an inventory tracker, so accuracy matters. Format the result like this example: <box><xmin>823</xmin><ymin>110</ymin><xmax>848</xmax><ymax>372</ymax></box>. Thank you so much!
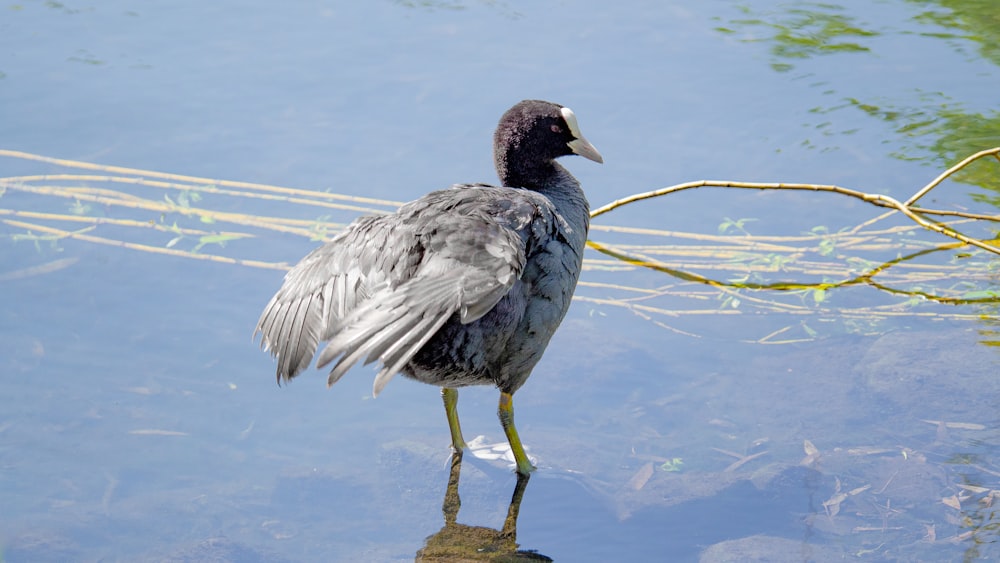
<box><xmin>416</xmin><ymin>453</ymin><xmax>550</xmax><ymax>562</ymax></box>
<box><xmin>719</xmin><ymin>1</ymin><xmax>1000</xmax><ymax>191</ymax></box>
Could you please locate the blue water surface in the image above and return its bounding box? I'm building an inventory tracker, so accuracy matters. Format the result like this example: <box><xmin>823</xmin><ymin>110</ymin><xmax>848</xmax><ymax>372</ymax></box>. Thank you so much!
<box><xmin>2</xmin><ymin>0</ymin><xmax>1000</xmax><ymax>561</ymax></box>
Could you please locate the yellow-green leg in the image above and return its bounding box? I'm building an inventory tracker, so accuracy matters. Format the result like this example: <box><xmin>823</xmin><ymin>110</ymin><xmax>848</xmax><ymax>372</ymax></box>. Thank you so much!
<box><xmin>442</xmin><ymin>387</ymin><xmax>466</xmax><ymax>452</ymax></box>
<box><xmin>498</xmin><ymin>391</ymin><xmax>536</xmax><ymax>475</ymax></box>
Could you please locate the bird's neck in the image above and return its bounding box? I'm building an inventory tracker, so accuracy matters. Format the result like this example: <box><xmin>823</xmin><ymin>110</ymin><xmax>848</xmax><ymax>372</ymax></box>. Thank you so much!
<box><xmin>496</xmin><ymin>154</ymin><xmax>590</xmax><ymax>234</ymax></box>
<box><xmin>519</xmin><ymin>161</ymin><xmax>591</xmax><ymax>247</ymax></box>
<box><xmin>496</xmin><ymin>151</ymin><xmax>554</xmax><ymax>190</ymax></box>
<box><xmin>547</xmin><ymin>163</ymin><xmax>591</xmax><ymax>236</ymax></box>
<box><xmin>496</xmin><ymin>151</ymin><xmax>579</xmax><ymax>193</ymax></box>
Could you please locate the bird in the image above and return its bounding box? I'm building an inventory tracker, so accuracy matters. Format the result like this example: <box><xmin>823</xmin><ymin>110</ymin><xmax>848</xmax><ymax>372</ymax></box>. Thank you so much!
<box><xmin>255</xmin><ymin>99</ymin><xmax>602</xmax><ymax>475</ymax></box>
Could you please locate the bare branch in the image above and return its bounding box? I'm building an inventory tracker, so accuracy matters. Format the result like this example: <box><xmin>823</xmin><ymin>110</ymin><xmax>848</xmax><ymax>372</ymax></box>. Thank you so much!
<box><xmin>590</xmin><ymin>147</ymin><xmax>1000</xmax><ymax>256</ymax></box>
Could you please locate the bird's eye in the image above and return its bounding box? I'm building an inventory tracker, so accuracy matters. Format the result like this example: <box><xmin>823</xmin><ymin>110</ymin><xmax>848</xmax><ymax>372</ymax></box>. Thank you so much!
<box><xmin>550</xmin><ymin>124</ymin><xmax>563</xmax><ymax>134</ymax></box>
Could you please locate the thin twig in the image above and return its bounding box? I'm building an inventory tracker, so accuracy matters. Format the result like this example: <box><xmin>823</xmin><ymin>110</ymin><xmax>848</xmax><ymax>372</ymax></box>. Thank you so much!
<box><xmin>904</xmin><ymin>147</ymin><xmax>1000</xmax><ymax>206</ymax></box>
<box><xmin>589</xmin><ymin>148</ymin><xmax>1000</xmax><ymax>256</ymax></box>
<box><xmin>2</xmin><ymin>219</ymin><xmax>287</xmax><ymax>271</ymax></box>
<box><xmin>0</xmin><ymin>149</ymin><xmax>404</xmax><ymax>207</ymax></box>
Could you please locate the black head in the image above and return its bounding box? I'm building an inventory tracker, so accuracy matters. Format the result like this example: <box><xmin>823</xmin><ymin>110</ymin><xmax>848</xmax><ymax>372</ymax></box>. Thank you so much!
<box><xmin>493</xmin><ymin>100</ymin><xmax>602</xmax><ymax>188</ymax></box>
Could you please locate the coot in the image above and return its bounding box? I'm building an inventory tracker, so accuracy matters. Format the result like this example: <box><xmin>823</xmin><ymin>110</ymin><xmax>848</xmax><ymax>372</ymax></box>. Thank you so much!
<box><xmin>256</xmin><ymin>99</ymin><xmax>602</xmax><ymax>475</ymax></box>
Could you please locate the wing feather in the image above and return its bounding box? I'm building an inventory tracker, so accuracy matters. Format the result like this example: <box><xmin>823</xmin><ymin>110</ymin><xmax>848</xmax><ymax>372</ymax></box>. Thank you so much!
<box><xmin>256</xmin><ymin>185</ymin><xmax>545</xmax><ymax>392</ymax></box>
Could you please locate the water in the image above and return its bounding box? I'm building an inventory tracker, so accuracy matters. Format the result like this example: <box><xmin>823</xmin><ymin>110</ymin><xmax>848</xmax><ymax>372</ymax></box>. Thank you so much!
<box><xmin>2</xmin><ymin>0</ymin><xmax>999</xmax><ymax>561</ymax></box>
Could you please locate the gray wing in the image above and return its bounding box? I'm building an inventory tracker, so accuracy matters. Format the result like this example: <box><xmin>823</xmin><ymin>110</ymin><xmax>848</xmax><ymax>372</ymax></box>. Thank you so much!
<box><xmin>254</xmin><ymin>186</ymin><xmax>528</xmax><ymax>394</ymax></box>
<box><xmin>254</xmin><ymin>215</ymin><xmax>391</xmax><ymax>381</ymax></box>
